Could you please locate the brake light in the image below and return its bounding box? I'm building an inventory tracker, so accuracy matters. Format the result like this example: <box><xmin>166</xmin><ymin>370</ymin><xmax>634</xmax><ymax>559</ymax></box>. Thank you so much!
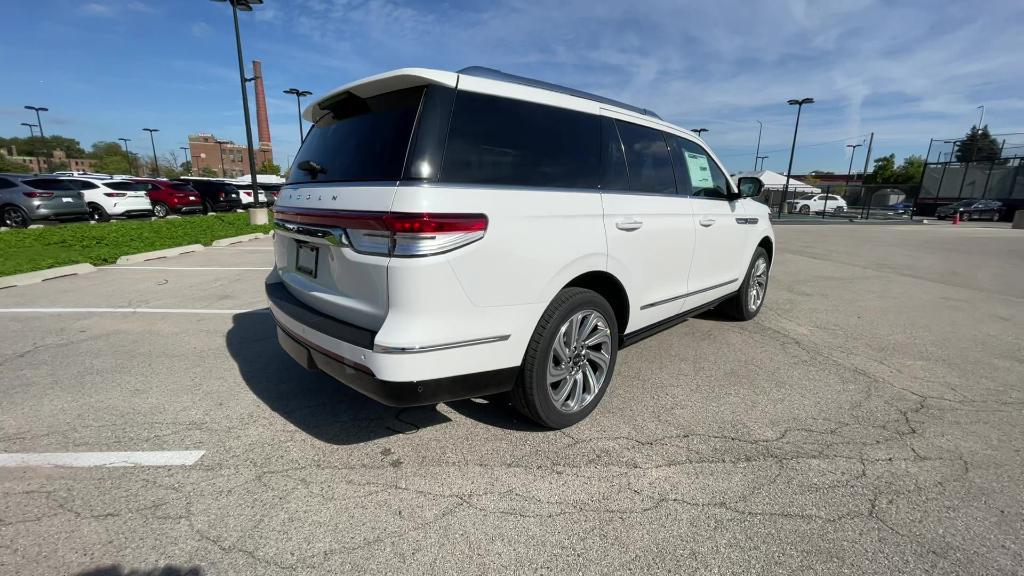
<box><xmin>103</xmin><ymin>192</ymin><xmax>128</xmax><ymax>197</ymax></box>
<box><xmin>273</xmin><ymin>208</ymin><xmax>488</xmax><ymax>257</ymax></box>
<box><xmin>22</xmin><ymin>191</ymin><xmax>54</xmax><ymax>198</ymax></box>
<box><xmin>242</xmin><ymin>191</ymin><xmax>252</xmax><ymax>197</ymax></box>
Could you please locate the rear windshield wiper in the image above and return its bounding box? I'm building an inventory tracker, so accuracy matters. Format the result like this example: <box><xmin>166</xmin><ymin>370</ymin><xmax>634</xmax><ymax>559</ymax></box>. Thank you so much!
<box><xmin>297</xmin><ymin>160</ymin><xmax>326</xmax><ymax>179</ymax></box>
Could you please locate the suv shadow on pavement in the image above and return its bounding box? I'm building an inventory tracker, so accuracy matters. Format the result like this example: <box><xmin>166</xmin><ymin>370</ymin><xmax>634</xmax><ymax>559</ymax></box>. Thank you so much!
<box><xmin>225</xmin><ymin>310</ymin><xmax>543</xmax><ymax>444</ymax></box>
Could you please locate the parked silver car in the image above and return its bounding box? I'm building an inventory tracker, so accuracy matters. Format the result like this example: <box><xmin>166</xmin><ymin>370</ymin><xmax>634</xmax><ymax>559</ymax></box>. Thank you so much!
<box><xmin>0</xmin><ymin>173</ymin><xmax>89</xmax><ymax>228</ymax></box>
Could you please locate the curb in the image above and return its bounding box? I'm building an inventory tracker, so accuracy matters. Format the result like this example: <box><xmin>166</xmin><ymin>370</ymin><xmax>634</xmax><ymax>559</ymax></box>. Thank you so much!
<box><xmin>0</xmin><ymin>263</ymin><xmax>97</xmax><ymax>289</ymax></box>
<box><xmin>211</xmin><ymin>233</ymin><xmax>267</xmax><ymax>247</ymax></box>
<box><xmin>115</xmin><ymin>244</ymin><xmax>204</xmax><ymax>265</ymax></box>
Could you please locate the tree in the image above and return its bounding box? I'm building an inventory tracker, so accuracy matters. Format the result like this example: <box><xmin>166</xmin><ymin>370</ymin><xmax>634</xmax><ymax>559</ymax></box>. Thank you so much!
<box><xmin>257</xmin><ymin>160</ymin><xmax>281</xmax><ymax>175</ymax></box>
<box><xmin>0</xmin><ymin>155</ymin><xmax>31</xmax><ymax>173</ymax></box>
<box><xmin>955</xmin><ymin>125</ymin><xmax>1000</xmax><ymax>162</ymax></box>
<box><xmin>199</xmin><ymin>166</ymin><xmax>218</xmax><ymax>177</ymax></box>
<box><xmin>0</xmin><ymin>135</ymin><xmax>87</xmax><ymax>158</ymax></box>
<box><xmin>89</xmin><ymin>141</ymin><xmax>135</xmax><ymax>175</ymax></box>
<box><xmin>894</xmin><ymin>155</ymin><xmax>924</xmax><ymax>185</ymax></box>
<box><xmin>159</xmin><ymin>152</ymin><xmax>182</xmax><ymax>178</ymax></box>
<box><xmin>180</xmin><ymin>160</ymin><xmax>192</xmax><ymax>175</ymax></box>
<box><xmin>864</xmin><ymin>154</ymin><xmax>896</xmax><ymax>185</ymax></box>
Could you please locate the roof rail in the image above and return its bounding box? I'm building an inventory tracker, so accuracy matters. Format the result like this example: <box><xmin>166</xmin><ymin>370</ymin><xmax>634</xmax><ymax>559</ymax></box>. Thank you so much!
<box><xmin>457</xmin><ymin>66</ymin><xmax>661</xmax><ymax>120</ymax></box>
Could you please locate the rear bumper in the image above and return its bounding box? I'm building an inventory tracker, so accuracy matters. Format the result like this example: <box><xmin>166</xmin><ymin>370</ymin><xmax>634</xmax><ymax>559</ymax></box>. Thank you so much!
<box><xmin>275</xmin><ymin>323</ymin><xmax>517</xmax><ymax>406</ymax></box>
<box><xmin>266</xmin><ymin>280</ymin><xmax>519</xmax><ymax>406</ymax></box>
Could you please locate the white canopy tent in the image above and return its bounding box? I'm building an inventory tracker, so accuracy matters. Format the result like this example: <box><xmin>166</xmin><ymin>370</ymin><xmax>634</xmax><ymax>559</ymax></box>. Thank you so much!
<box><xmin>731</xmin><ymin>170</ymin><xmax>821</xmax><ymax>194</ymax></box>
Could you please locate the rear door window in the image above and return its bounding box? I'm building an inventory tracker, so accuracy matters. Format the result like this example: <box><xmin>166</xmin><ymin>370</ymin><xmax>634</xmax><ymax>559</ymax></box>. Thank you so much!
<box><xmin>288</xmin><ymin>86</ymin><xmax>425</xmax><ymax>184</ymax></box>
<box><xmin>0</xmin><ymin>178</ymin><xmax>15</xmax><ymax>189</ymax></box>
<box><xmin>440</xmin><ymin>91</ymin><xmax>600</xmax><ymax>189</ymax></box>
<box><xmin>615</xmin><ymin>120</ymin><xmax>675</xmax><ymax>194</ymax></box>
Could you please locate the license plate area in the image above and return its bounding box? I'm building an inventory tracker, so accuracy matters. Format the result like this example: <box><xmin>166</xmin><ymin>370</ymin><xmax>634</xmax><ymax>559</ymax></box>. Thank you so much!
<box><xmin>295</xmin><ymin>242</ymin><xmax>319</xmax><ymax>278</ymax></box>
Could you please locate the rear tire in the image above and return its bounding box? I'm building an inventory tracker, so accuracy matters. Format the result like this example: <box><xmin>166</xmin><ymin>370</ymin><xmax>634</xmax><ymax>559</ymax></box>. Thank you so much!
<box><xmin>87</xmin><ymin>203</ymin><xmax>110</xmax><ymax>222</ymax></box>
<box><xmin>718</xmin><ymin>247</ymin><xmax>770</xmax><ymax>321</ymax></box>
<box><xmin>2</xmin><ymin>205</ymin><xmax>30</xmax><ymax>228</ymax></box>
<box><xmin>512</xmin><ymin>288</ymin><xmax>618</xmax><ymax>429</ymax></box>
<box><xmin>961</xmin><ymin>212</ymin><xmax>970</xmax><ymax>221</ymax></box>
<box><xmin>152</xmin><ymin>202</ymin><xmax>169</xmax><ymax>218</ymax></box>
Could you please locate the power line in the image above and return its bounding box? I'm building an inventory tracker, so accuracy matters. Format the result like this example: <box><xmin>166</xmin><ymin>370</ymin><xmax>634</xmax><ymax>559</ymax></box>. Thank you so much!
<box><xmin>716</xmin><ymin>133</ymin><xmax>871</xmax><ymax>158</ymax></box>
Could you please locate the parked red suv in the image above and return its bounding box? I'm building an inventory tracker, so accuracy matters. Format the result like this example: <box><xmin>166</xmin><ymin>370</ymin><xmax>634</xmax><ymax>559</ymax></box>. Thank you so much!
<box><xmin>131</xmin><ymin>178</ymin><xmax>203</xmax><ymax>218</ymax></box>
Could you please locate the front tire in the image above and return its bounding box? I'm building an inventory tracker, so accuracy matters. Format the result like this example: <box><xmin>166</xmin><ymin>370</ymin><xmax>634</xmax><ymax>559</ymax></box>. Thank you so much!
<box><xmin>513</xmin><ymin>288</ymin><xmax>618</xmax><ymax>429</ymax></box>
<box><xmin>798</xmin><ymin>204</ymin><xmax>811</xmax><ymax>214</ymax></box>
<box><xmin>719</xmin><ymin>247</ymin><xmax>770</xmax><ymax>321</ymax></box>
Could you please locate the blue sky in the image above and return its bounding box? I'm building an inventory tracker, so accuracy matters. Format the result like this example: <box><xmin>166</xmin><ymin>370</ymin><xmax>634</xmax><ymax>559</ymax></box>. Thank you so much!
<box><xmin>2</xmin><ymin>0</ymin><xmax>1022</xmax><ymax>174</ymax></box>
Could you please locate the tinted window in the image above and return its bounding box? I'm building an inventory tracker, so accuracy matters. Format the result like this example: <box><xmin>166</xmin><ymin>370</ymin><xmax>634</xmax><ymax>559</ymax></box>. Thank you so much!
<box><xmin>600</xmin><ymin>117</ymin><xmax>628</xmax><ymax>190</ymax></box>
<box><xmin>616</xmin><ymin>120</ymin><xmax>675</xmax><ymax>194</ymax></box>
<box><xmin>62</xmin><ymin>179</ymin><xmax>99</xmax><ymax>190</ymax></box>
<box><xmin>105</xmin><ymin>182</ymin><xmax>148</xmax><ymax>191</ymax></box>
<box><xmin>0</xmin><ymin>178</ymin><xmax>15</xmax><ymax>189</ymax></box>
<box><xmin>676</xmin><ymin>138</ymin><xmax>730</xmax><ymax>199</ymax></box>
<box><xmin>288</xmin><ymin>86</ymin><xmax>425</xmax><ymax>184</ymax></box>
<box><xmin>441</xmin><ymin>91</ymin><xmax>600</xmax><ymax>188</ymax></box>
<box><xmin>403</xmin><ymin>85</ymin><xmax>455</xmax><ymax>180</ymax></box>
<box><xmin>24</xmin><ymin>178</ymin><xmax>76</xmax><ymax>191</ymax></box>
<box><xmin>170</xmin><ymin>182</ymin><xmax>196</xmax><ymax>192</ymax></box>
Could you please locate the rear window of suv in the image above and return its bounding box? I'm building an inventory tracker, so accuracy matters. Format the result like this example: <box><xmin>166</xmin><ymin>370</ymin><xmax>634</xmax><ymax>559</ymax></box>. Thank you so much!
<box><xmin>23</xmin><ymin>178</ymin><xmax>76</xmax><ymax>191</ymax></box>
<box><xmin>287</xmin><ymin>86</ymin><xmax>425</xmax><ymax>184</ymax></box>
<box><xmin>105</xmin><ymin>182</ymin><xmax>148</xmax><ymax>191</ymax></box>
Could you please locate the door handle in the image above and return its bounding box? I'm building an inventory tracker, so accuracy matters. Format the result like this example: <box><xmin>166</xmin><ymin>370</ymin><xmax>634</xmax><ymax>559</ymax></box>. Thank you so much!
<box><xmin>615</xmin><ymin>218</ymin><xmax>643</xmax><ymax>231</ymax></box>
<box><xmin>699</xmin><ymin>217</ymin><xmax>717</xmax><ymax>227</ymax></box>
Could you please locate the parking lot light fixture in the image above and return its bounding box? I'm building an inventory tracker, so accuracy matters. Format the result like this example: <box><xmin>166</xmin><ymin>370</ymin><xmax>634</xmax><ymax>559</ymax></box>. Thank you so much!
<box><xmin>691</xmin><ymin>128</ymin><xmax>709</xmax><ymax>138</ymax></box>
<box><xmin>780</xmin><ymin>97</ymin><xmax>815</xmax><ymax>217</ymax></box>
<box><xmin>24</xmin><ymin>106</ymin><xmax>48</xmax><ymax>137</ymax></box>
<box><xmin>215</xmin><ymin>140</ymin><xmax>230</xmax><ymax>177</ymax></box>
<box><xmin>757</xmin><ymin>155</ymin><xmax>768</xmax><ymax>171</ymax></box>
<box><xmin>118</xmin><ymin>138</ymin><xmax>133</xmax><ymax>176</ymax></box>
<box><xmin>845</xmin><ymin>143</ymin><xmax>863</xmax><ymax>189</ymax></box>
<box><xmin>20</xmin><ymin>122</ymin><xmax>37</xmax><ymax>137</ymax></box>
<box><xmin>754</xmin><ymin>121</ymin><xmax>763</xmax><ymax>170</ymax></box>
<box><xmin>143</xmin><ymin>128</ymin><xmax>160</xmax><ymax>177</ymax></box>
<box><xmin>284</xmin><ymin>88</ymin><xmax>313</xmax><ymax>143</ymax></box>
<box><xmin>180</xmin><ymin>147</ymin><xmax>193</xmax><ymax>176</ymax></box>
<box><xmin>212</xmin><ymin>0</ymin><xmax>264</xmax><ymax>216</ymax></box>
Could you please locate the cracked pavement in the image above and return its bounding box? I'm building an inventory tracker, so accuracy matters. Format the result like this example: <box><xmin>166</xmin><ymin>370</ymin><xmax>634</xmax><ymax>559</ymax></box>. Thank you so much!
<box><xmin>1</xmin><ymin>225</ymin><xmax>1022</xmax><ymax>575</ymax></box>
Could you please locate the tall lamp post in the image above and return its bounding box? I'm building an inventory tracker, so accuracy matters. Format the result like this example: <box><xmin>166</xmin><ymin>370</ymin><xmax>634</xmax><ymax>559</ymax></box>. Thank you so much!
<box><xmin>25</xmin><ymin>106</ymin><xmax>48</xmax><ymax>171</ymax></box>
<box><xmin>284</xmin><ymin>88</ymin><xmax>313</xmax><ymax>144</ymax></box>
<box><xmin>180</xmin><ymin>146</ymin><xmax>192</xmax><ymax>176</ymax></box>
<box><xmin>691</xmin><ymin>128</ymin><xmax>709</xmax><ymax>138</ymax></box>
<box><xmin>844</xmin><ymin>143</ymin><xmax>863</xmax><ymax>188</ymax></box>
<box><xmin>779</xmin><ymin>97</ymin><xmax>815</xmax><ymax>217</ymax></box>
<box><xmin>20</xmin><ymin>122</ymin><xmax>37</xmax><ymax>137</ymax></box>
<box><xmin>212</xmin><ymin>0</ymin><xmax>265</xmax><ymax>223</ymax></box>
<box><xmin>143</xmin><ymin>128</ymin><xmax>160</xmax><ymax>177</ymax></box>
<box><xmin>118</xmin><ymin>138</ymin><xmax>134</xmax><ymax>176</ymax></box>
<box><xmin>753</xmin><ymin>120</ymin><xmax>763</xmax><ymax>170</ymax></box>
<box><xmin>756</xmin><ymin>155</ymin><xmax>769</xmax><ymax>171</ymax></box>
<box><xmin>215</xmin><ymin>140</ymin><xmax>230</xmax><ymax>177</ymax></box>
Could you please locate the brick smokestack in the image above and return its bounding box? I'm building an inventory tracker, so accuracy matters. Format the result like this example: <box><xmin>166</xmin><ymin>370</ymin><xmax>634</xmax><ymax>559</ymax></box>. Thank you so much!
<box><xmin>252</xmin><ymin>60</ymin><xmax>271</xmax><ymax>148</ymax></box>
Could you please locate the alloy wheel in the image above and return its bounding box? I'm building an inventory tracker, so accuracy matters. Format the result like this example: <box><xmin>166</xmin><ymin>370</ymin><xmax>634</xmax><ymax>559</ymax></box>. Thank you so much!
<box><xmin>547</xmin><ymin>309</ymin><xmax>612</xmax><ymax>414</ymax></box>
<box><xmin>153</xmin><ymin>203</ymin><xmax>168</xmax><ymax>218</ymax></box>
<box><xmin>748</xmin><ymin>256</ymin><xmax>768</xmax><ymax>312</ymax></box>
<box><xmin>3</xmin><ymin>206</ymin><xmax>28</xmax><ymax>228</ymax></box>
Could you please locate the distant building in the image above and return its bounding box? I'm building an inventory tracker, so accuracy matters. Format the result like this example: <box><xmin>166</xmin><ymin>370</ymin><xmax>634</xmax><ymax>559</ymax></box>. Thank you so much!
<box><xmin>0</xmin><ymin>145</ymin><xmax>97</xmax><ymax>173</ymax></box>
<box><xmin>188</xmin><ymin>59</ymin><xmax>275</xmax><ymax>178</ymax></box>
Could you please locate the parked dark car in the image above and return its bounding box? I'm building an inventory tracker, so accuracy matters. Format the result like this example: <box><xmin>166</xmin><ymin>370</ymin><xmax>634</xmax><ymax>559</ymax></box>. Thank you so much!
<box><xmin>0</xmin><ymin>173</ymin><xmax>89</xmax><ymax>228</ymax></box>
<box><xmin>174</xmin><ymin>178</ymin><xmax>243</xmax><ymax>213</ymax></box>
<box><xmin>935</xmin><ymin>199</ymin><xmax>1002</xmax><ymax>221</ymax></box>
<box><xmin>132</xmin><ymin>178</ymin><xmax>203</xmax><ymax>218</ymax></box>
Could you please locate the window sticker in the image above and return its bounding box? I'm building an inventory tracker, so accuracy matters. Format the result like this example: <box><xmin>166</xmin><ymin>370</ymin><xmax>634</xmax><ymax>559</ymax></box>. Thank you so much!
<box><xmin>685</xmin><ymin>152</ymin><xmax>713</xmax><ymax>189</ymax></box>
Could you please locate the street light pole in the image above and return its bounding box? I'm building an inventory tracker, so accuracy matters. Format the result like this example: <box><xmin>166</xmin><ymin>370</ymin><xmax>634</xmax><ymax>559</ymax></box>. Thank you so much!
<box><xmin>143</xmin><ymin>128</ymin><xmax>160</xmax><ymax>177</ymax></box>
<box><xmin>757</xmin><ymin>155</ymin><xmax>768</xmax><ymax>171</ymax></box>
<box><xmin>213</xmin><ymin>0</ymin><xmax>264</xmax><ymax>217</ymax></box>
<box><xmin>977</xmin><ymin>105</ymin><xmax>985</xmax><ymax>128</ymax></box>
<box><xmin>180</xmin><ymin>146</ymin><xmax>192</xmax><ymax>176</ymax></box>
<box><xmin>25</xmin><ymin>106</ymin><xmax>48</xmax><ymax>171</ymax></box>
<box><xmin>844</xmin><ymin>143</ymin><xmax>863</xmax><ymax>189</ymax></box>
<box><xmin>118</xmin><ymin>138</ymin><xmax>133</xmax><ymax>176</ymax></box>
<box><xmin>284</xmin><ymin>88</ymin><xmax>313</xmax><ymax>143</ymax></box>
<box><xmin>753</xmin><ymin>120</ymin><xmax>763</xmax><ymax>170</ymax></box>
<box><xmin>779</xmin><ymin>97</ymin><xmax>815</xmax><ymax>217</ymax></box>
<box><xmin>20</xmin><ymin>123</ymin><xmax>36</xmax><ymax>137</ymax></box>
<box><xmin>215</xmin><ymin>140</ymin><xmax>229</xmax><ymax>177</ymax></box>
<box><xmin>691</xmin><ymin>128</ymin><xmax>709</xmax><ymax>138</ymax></box>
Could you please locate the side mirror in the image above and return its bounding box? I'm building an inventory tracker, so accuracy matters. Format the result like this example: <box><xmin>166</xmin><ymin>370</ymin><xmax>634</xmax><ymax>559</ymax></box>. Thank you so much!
<box><xmin>737</xmin><ymin>177</ymin><xmax>764</xmax><ymax>199</ymax></box>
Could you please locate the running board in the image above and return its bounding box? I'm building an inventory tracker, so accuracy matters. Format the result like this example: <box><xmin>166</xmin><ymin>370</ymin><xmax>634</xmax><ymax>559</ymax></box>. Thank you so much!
<box><xmin>620</xmin><ymin>292</ymin><xmax>737</xmax><ymax>348</ymax></box>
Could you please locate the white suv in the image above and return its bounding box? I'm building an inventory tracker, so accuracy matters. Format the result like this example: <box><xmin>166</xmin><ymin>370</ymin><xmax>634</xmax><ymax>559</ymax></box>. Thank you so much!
<box><xmin>60</xmin><ymin>177</ymin><xmax>154</xmax><ymax>221</ymax></box>
<box><xmin>268</xmin><ymin>67</ymin><xmax>774</xmax><ymax>428</ymax></box>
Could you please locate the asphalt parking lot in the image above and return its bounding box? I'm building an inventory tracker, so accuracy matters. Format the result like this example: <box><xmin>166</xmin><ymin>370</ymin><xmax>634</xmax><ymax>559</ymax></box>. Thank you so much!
<box><xmin>2</xmin><ymin>224</ymin><xmax>1022</xmax><ymax>575</ymax></box>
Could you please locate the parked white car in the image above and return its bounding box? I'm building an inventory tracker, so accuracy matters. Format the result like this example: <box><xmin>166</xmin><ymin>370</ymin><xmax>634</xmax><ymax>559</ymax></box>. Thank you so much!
<box><xmin>786</xmin><ymin>193</ymin><xmax>847</xmax><ymax>214</ymax></box>
<box><xmin>60</xmin><ymin>177</ymin><xmax>154</xmax><ymax>221</ymax></box>
<box><xmin>268</xmin><ymin>67</ymin><xmax>775</xmax><ymax>428</ymax></box>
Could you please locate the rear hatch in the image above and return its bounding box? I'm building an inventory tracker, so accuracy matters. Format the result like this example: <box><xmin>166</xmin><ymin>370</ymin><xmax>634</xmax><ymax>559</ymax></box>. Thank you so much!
<box><xmin>21</xmin><ymin>178</ymin><xmax>85</xmax><ymax>209</ymax></box>
<box><xmin>272</xmin><ymin>71</ymin><xmax>458</xmax><ymax>332</ymax></box>
<box><xmin>103</xmin><ymin>181</ymin><xmax>152</xmax><ymax>208</ymax></box>
<box><xmin>169</xmin><ymin>182</ymin><xmax>202</xmax><ymax>205</ymax></box>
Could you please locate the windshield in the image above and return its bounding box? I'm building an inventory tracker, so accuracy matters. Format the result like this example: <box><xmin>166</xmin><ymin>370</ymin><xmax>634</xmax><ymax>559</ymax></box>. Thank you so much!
<box><xmin>797</xmin><ymin>194</ymin><xmax>816</xmax><ymax>200</ymax></box>
<box><xmin>287</xmin><ymin>86</ymin><xmax>425</xmax><ymax>185</ymax></box>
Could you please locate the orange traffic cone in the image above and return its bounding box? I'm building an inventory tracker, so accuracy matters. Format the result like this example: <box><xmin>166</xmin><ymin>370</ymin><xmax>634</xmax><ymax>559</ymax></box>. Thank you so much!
<box><xmin>952</xmin><ymin>212</ymin><xmax>960</xmax><ymax>225</ymax></box>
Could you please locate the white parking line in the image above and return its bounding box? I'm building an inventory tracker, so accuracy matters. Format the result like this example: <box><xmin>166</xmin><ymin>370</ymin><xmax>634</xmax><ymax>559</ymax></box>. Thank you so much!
<box><xmin>0</xmin><ymin>307</ymin><xmax>269</xmax><ymax>314</ymax></box>
<box><xmin>101</xmin><ymin>266</ymin><xmax>273</xmax><ymax>270</ymax></box>
<box><xmin>0</xmin><ymin>451</ymin><xmax>205</xmax><ymax>468</ymax></box>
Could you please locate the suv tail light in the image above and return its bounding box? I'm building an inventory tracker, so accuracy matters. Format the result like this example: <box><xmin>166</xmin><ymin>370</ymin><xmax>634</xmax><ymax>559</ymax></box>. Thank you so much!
<box><xmin>103</xmin><ymin>192</ymin><xmax>128</xmax><ymax>197</ymax></box>
<box><xmin>273</xmin><ymin>209</ymin><xmax>488</xmax><ymax>257</ymax></box>
<box><xmin>22</xmin><ymin>191</ymin><xmax>54</xmax><ymax>198</ymax></box>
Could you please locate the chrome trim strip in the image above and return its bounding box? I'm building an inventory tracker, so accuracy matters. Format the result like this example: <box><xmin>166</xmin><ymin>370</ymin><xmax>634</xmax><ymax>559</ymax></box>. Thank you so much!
<box><xmin>640</xmin><ymin>278</ymin><xmax>739</xmax><ymax>310</ymax></box>
<box><xmin>273</xmin><ymin>220</ymin><xmax>348</xmax><ymax>246</ymax></box>
<box><xmin>373</xmin><ymin>334</ymin><xmax>511</xmax><ymax>354</ymax></box>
